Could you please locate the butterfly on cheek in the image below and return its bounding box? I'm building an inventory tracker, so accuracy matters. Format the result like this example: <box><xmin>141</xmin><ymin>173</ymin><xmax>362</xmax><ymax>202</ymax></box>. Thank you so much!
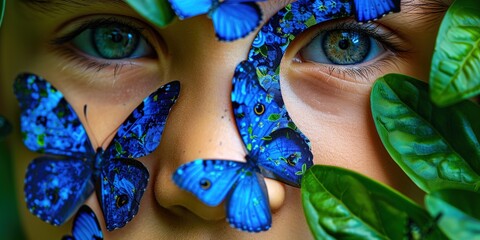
<box><xmin>14</xmin><ymin>74</ymin><xmax>180</xmax><ymax>231</ymax></box>
<box><xmin>171</xmin><ymin>0</ymin><xmax>361</xmax><ymax>232</ymax></box>
<box><xmin>62</xmin><ymin>205</ymin><xmax>104</xmax><ymax>240</ymax></box>
<box><xmin>167</xmin><ymin>0</ymin><xmax>266</xmax><ymax>41</ymax></box>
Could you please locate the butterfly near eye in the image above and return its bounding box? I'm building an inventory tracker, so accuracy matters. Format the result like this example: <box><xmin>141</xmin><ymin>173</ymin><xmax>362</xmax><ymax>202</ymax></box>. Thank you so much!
<box><xmin>167</xmin><ymin>0</ymin><xmax>266</xmax><ymax>41</ymax></box>
<box><xmin>14</xmin><ymin>74</ymin><xmax>180</xmax><ymax>231</ymax></box>
<box><xmin>173</xmin><ymin>60</ymin><xmax>313</xmax><ymax>232</ymax></box>
<box><xmin>353</xmin><ymin>0</ymin><xmax>401</xmax><ymax>23</ymax></box>
<box><xmin>62</xmin><ymin>205</ymin><xmax>103</xmax><ymax>240</ymax></box>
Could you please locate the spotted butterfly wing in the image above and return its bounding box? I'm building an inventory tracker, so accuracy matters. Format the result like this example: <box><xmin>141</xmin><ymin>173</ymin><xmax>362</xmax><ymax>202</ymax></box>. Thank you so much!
<box><xmin>99</xmin><ymin>81</ymin><xmax>179</xmax><ymax>230</ymax></box>
<box><xmin>62</xmin><ymin>205</ymin><xmax>103</xmax><ymax>240</ymax></box>
<box><xmin>98</xmin><ymin>158</ymin><xmax>149</xmax><ymax>231</ymax></box>
<box><xmin>353</xmin><ymin>0</ymin><xmax>401</xmax><ymax>23</ymax></box>
<box><xmin>168</xmin><ymin>0</ymin><xmax>264</xmax><ymax>41</ymax></box>
<box><xmin>14</xmin><ymin>74</ymin><xmax>94</xmax><ymax>225</ymax></box>
<box><xmin>172</xmin><ymin>159</ymin><xmax>271</xmax><ymax>232</ymax></box>
<box><xmin>14</xmin><ymin>74</ymin><xmax>180</xmax><ymax>229</ymax></box>
<box><xmin>105</xmin><ymin>81</ymin><xmax>180</xmax><ymax>159</ymax></box>
<box><xmin>173</xmin><ymin>160</ymin><xmax>243</xmax><ymax>206</ymax></box>
<box><xmin>232</xmin><ymin>61</ymin><xmax>313</xmax><ymax>187</ymax></box>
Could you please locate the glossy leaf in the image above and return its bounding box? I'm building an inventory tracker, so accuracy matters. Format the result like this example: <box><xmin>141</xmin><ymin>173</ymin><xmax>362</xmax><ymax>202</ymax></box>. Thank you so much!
<box><xmin>301</xmin><ymin>165</ymin><xmax>446</xmax><ymax>240</ymax></box>
<box><xmin>0</xmin><ymin>0</ymin><xmax>4</xmax><ymax>27</ymax></box>
<box><xmin>425</xmin><ymin>189</ymin><xmax>480</xmax><ymax>239</ymax></box>
<box><xmin>125</xmin><ymin>0</ymin><xmax>174</xmax><ymax>27</ymax></box>
<box><xmin>371</xmin><ymin>74</ymin><xmax>480</xmax><ymax>193</ymax></box>
<box><xmin>429</xmin><ymin>0</ymin><xmax>480</xmax><ymax>106</ymax></box>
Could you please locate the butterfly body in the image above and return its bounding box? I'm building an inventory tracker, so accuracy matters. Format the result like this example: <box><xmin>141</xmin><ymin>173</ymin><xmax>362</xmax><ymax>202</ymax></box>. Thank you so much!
<box><xmin>15</xmin><ymin>74</ymin><xmax>180</xmax><ymax>230</ymax></box>
<box><xmin>168</xmin><ymin>0</ymin><xmax>265</xmax><ymax>41</ymax></box>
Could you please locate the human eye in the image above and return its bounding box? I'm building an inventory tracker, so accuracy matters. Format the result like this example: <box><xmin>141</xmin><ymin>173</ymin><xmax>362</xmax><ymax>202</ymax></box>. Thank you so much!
<box><xmin>291</xmin><ymin>20</ymin><xmax>409</xmax><ymax>82</ymax></box>
<box><xmin>51</xmin><ymin>16</ymin><xmax>157</xmax><ymax>71</ymax></box>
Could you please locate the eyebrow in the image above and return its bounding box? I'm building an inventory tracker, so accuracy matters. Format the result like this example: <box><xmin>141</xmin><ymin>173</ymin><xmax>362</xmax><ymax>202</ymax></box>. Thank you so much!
<box><xmin>21</xmin><ymin>0</ymin><xmax>128</xmax><ymax>15</ymax></box>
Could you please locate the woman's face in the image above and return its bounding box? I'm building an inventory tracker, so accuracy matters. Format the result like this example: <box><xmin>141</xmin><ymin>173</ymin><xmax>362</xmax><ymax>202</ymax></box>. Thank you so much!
<box><xmin>0</xmin><ymin>0</ymin><xmax>449</xmax><ymax>239</ymax></box>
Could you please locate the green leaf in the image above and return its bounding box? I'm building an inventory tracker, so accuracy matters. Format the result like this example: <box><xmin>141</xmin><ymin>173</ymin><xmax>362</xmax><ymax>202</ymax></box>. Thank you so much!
<box><xmin>371</xmin><ymin>74</ymin><xmax>480</xmax><ymax>193</ymax></box>
<box><xmin>125</xmin><ymin>0</ymin><xmax>174</xmax><ymax>28</ymax></box>
<box><xmin>301</xmin><ymin>165</ymin><xmax>446</xmax><ymax>240</ymax></box>
<box><xmin>425</xmin><ymin>189</ymin><xmax>480</xmax><ymax>239</ymax></box>
<box><xmin>0</xmin><ymin>0</ymin><xmax>5</xmax><ymax>27</ymax></box>
<box><xmin>430</xmin><ymin>0</ymin><xmax>480</xmax><ymax>106</ymax></box>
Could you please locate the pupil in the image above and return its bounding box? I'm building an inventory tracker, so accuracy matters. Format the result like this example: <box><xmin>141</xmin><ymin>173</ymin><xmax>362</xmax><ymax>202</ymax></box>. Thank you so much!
<box><xmin>110</xmin><ymin>30</ymin><xmax>123</xmax><ymax>43</ymax></box>
<box><xmin>338</xmin><ymin>39</ymin><xmax>350</xmax><ymax>50</ymax></box>
<box><xmin>93</xmin><ymin>24</ymin><xmax>139</xmax><ymax>59</ymax></box>
<box><xmin>322</xmin><ymin>30</ymin><xmax>370</xmax><ymax>65</ymax></box>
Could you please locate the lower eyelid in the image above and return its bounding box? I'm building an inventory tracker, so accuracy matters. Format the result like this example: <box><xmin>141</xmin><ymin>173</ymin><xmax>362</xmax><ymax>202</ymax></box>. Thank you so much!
<box><xmin>289</xmin><ymin>50</ymin><xmax>399</xmax><ymax>84</ymax></box>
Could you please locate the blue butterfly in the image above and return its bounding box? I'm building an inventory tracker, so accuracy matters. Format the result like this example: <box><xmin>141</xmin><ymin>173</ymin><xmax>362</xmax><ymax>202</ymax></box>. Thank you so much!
<box><xmin>168</xmin><ymin>0</ymin><xmax>266</xmax><ymax>41</ymax></box>
<box><xmin>173</xmin><ymin>61</ymin><xmax>313</xmax><ymax>232</ymax></box>
<box><xmin>14</xmin><ymin>73</ymin><xmax>180</xmax><ymax>231</ymax></box>
<box><xmin>0</xmin><ymin>115</ymin><xmax>11</xmax><ymax>139</ymax></box>
<box><xmin>353</xmin><ymin>0</ymin><xmax>401</xmax><ymax>23</ymax></box>
<box><xmin>62</xmin><ymin>205</ymin><xmax>103</xmax><ymax>240</ymax></box>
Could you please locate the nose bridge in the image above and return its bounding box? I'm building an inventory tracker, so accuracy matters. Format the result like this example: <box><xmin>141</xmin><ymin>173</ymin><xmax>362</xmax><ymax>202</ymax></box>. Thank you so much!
<box><xmin>151</xmin><ymin>21</ymin><xmax>253</xmax><ymax>221</ymax></box>
<box><xmin>164</xmin><ymin>37</ymin><xmax>251</xmax><ymax>167</ymax></box>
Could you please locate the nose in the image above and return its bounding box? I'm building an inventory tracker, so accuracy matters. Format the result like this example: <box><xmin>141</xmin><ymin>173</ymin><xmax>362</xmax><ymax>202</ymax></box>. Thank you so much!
<box><xmin>151</xmin><ymin>17</ymin><xmax>250</xmax><ymax>221</ymax></box>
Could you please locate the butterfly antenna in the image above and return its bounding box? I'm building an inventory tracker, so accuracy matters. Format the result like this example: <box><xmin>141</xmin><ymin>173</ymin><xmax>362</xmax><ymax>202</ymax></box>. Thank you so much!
<box><xmin>83</xmin><ymin>104</ymin><xmax>121</xmax><ymax>150</ymax></box>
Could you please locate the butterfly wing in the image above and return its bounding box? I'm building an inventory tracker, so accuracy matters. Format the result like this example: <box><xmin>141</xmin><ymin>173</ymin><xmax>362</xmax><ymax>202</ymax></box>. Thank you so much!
<box><xmin>62</xmin><ymin>205</ymin><xmax>104</xmax><ymax>240</ymax></box>
<box><xmin>24</xmin><ymin>157</ymin><xmax>94</xmax><ymax>226</ymax></box>
<box><xmin>211</xmin><ymin>1</ymin><xmax>263</xmax><ymax>41</ymax></box>
<box><xmin>13</xmin><ymin>73</ymin><xmax>92</xmax><ymax>157</ymax></box>
<box><xmin>226</xmin><ymin>167</ymin><xmax>271</xmax><ymax>232</ymax></box>
<box><xmin>353</xmin><ymin>0</ymin><xmax>401</xmax><ymax>23</ymax></box>
<box><xmin>172</xmin><ymin>159</ymin><xmax>245</xmax><ymax>206</ymax></box>
<box><xmin>98</xmin><ymin>158</ymin><xmax>149</xmax><ymax>231</ymax></box>
<box><xmin>256</xmin><ymin>128</ymin><xmax>313</xmax><ymax>187</ymax></box>
<box><xmin>232</xmin><ymin>61</ymin><xmax>291</xmax><ymax>153</ymax></box>
<box><xmin>168</xmin><ymin>0</ymin><xmax>211</xmax><ymax>19</ymax></box>
<box><xmin>107</xmin><ymin>81</ymin><xmax>180</xmax><ymax>159</ymax></box>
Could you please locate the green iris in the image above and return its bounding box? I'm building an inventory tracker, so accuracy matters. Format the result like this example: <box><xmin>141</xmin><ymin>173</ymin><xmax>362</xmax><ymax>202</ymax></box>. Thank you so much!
<box><xmin>322</xmin><ymin>30</ymin><xmax>371</xmax><ymax>65</ymax></box>
<box><xmin>93</xmin><ymin>24</ymin><xmax>140</xmax><ymax>59</ymax></box>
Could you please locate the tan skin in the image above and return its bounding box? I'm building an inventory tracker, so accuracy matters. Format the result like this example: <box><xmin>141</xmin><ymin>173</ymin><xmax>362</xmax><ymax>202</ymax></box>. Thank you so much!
<box><xmin>0</xmin><ymin>0</ymin><xmax>450</xmax><ymax>239</ymax></box>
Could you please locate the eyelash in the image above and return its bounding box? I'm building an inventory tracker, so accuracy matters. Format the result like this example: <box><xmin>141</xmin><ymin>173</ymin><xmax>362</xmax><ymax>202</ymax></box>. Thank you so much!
<box><xmin>298</xmin><ymin>20</ymin><xmax>410</xmax><ymax>81</ymax></box>
<box><xmin>50</xmin><ymin>17</ymin><xmax>149</xmax><ymax>74</ymax></box>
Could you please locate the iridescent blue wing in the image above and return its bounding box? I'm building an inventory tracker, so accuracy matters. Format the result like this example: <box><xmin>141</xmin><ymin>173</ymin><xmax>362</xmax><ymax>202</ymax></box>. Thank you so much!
<box><xmin>24</xmin><ymin>157</ymin><xmax>94</xmax><ymax>226</ymax></box>
<box><xmin>226</xmin><ymin>167</ymin><xmax>271</xmax><ymax>232</ymax></box>
<box><xmin>211</xmin><ymin>0</ymin><xmax>264</xmax><ymax>41</ymax></box>
<box><xmin>168</xmin><ymin>0</ymin><xmax>211</xmax><ymax>19</ymax></box>
<box><xmin>353</xmin><ymin>0</ymin><xmax>401</xmax><ymax>23</ymax></box>
<box><xmin>98</xmin><ymin>158</ymin><xmax>149</xmax><ymax>231</ymax></box>
<box><xmin>62</xmin><ymin>205</ymin><xmax>104</xmax><ymax>240</ymax></box>
<box><xmin>172</xmin><ymin>159</ymin><xmax>245</xmax><ymax>206</ymax></box>
<box><xmin>13</xmin><ymin>73</ymin><xmax>92</xmax><ymax>157</ymax></box>
<box><xmin>256</xmin><ymin>128</ymin><xmax>313</xmax><ymax>187</ymax></box>
<box><xmin>232</xmin><ymin>61</ymin><xmax>291</xmax><ymax>155</ymax></box>
<box><xmin>106</xmin><ymin>81</ymin><xmax>180</xmax><ymax>159</ymax></box>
